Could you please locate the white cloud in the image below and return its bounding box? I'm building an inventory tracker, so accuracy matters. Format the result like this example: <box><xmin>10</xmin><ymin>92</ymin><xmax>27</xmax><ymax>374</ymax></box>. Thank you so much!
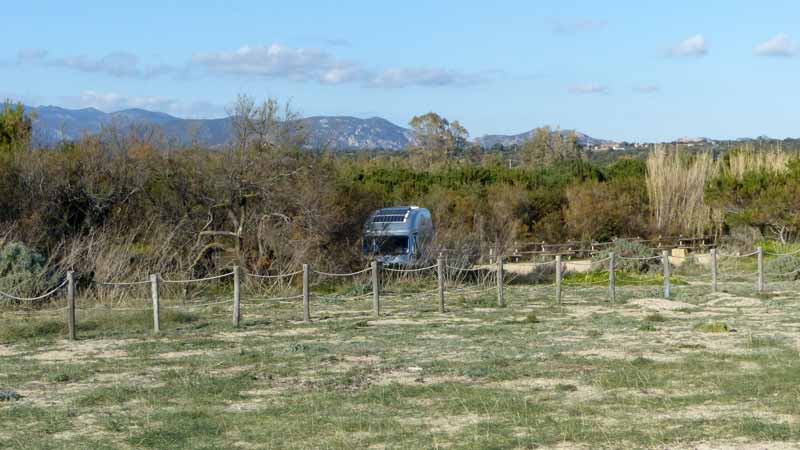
<box><xmin>667</xmin><ymin>34</ymin><xmax>708</xmax><ymax>57</ymax></box>
<box><xmin>13</xmin><ymin>43</ymin><xmax>492</xmax><ymax>89</ymax></box>
<box><xmin>60</xmin><ymin>91</ymin><xmax>224</xmax><ymax>118</ymax></box>
<box><xmin>62</xmin><ymin>91</ymin><xmax>176</xmax><ymax>111</ymax></box>
<box><xmin>17</xmin><ymin>48</ymin><xmax>175</xmax><ymax>79</ymax></box>
<box><xmin>367</xmin><ymin>68</ymin><xmax>486</xmax><ymax>88</ymax></box>
<box><xmin>633</xmin><ymin>83</ymin><xmax>660</xmax><ymax>94</ymax></box>
<box><xmin>192</xmin><ymin>44</ymin><xmax>343</xmax><ymax>81</ymax></box>
<box><xmin>192</xmin><ymin>43</ymin><xmax>488</xmax><ymax>88</ymax></box>
<box><xmin>53</xmin><ymin>52</ymin><xmax>174</xmax><ymax>79</ymax></box>
<box><xmin>755</xmin><ymin>33</ymin><xmax>797</xmax><ymax>57</ymax></box>
<box><xmin>568</xmin><ymin>83</ymin><xmax>609</xmax><ymax>94</ymax></box>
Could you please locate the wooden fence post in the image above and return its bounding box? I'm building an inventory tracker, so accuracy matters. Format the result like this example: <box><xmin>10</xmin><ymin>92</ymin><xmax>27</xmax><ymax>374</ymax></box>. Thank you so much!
<box><xmin>555</xmin><ymin>255</ymin><xmax>562</xmax><ymax>304</ymax></box>
<box><xmin>711</xmin><ymin>248</ymin><xmax>718</xmax><ymax>292</ymax></box>
<box><xmin>372</xmin><ymin>260</ymin><xmax>380</xmax><ymax>317</ymax></box>
<box><xmin>608</xmin><ymin>252</ymin><xmax>616</xmax><ymax>304</ymax></box>
<box><xmin>232</xmin><ymin>266</ymin><xmax>241</xmax><ymax>327</ymax></box>
<box><xmin>757</xmin><ymin>246</ymin><xmax>764</xmax><ymax>292</ymax></box>
<box><xmin>150</xmin><ymin>274</ymin><xmax>160</xmax><ymax>333</ymax></box>
<box><xmin>497</xmin><ymin>257</ymin><xmax>505</xmax><ymax>307</ymax></box>
<box><xmin>662</xmin><ymin>250</ymin><xmax>670</xmax><ymax>299</ymax></box>
<box><xmin>437</xmin><ymin>257</ymin><xmax>445</xmax><ymax>313</ymax></box>
<box><xmin>303</xmin><ymin>264</ymin><xmax>310</xmax><ymax>322</ymax></box>
<box><xmin>67</xmin><ymin>271</ymin><xmax>76</xmax><ymax>340</ymax></box>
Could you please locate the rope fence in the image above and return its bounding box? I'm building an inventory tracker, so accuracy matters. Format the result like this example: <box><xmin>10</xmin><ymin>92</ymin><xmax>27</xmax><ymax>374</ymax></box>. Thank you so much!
<box><xmin>0</xmin><ymin>278</ymin><xmax>69</xmax><ymax>302</ymax></box>
<box><xmin>2</xmin><ymin>244</ymin><xmax>798</xmax><ymax>341</ymax></box>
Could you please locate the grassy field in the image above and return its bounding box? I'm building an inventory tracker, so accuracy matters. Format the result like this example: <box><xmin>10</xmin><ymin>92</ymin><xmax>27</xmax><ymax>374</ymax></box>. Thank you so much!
<box><xmin>1</xmin><ymin>275</ymin><xmax>800</xmax><ymax>449</ymax></box>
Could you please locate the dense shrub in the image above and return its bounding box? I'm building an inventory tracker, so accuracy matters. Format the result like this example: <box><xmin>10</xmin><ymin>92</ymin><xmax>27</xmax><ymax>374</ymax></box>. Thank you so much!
<box><xmin>765</xmin><ymin>255</ymin><xmax>800</xmax><ymax>280</ymax></box>
<box><xmin>564</xmin><ymin>179</ymin><xmax>648</xmax><ymax>241</ymax></box>
<box><xmin>591</xmin><ymin>239</ymin><xmax>660</xmax><ymax>273</ymax></box>
<box><xmin>0</xmin><ymin>241</ymin><xmax>56</xmax><ymax>297</ymax></box>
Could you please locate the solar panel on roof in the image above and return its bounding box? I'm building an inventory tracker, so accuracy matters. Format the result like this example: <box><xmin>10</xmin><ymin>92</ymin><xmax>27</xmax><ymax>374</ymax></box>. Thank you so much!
<box><xmin>379</xmin><ymin>207</ymin><xmax>411</xmax><ymax>214</ymax></box>
<box><xmin>373</xmin><ymin>215</ymin><xmax>407</xmax><ymax>223</ymax></box>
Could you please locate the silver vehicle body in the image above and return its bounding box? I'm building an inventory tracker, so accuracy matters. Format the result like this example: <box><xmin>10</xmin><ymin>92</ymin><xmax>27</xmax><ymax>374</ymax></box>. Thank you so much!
<box><xmin>363</xmin><ymin>206</ymin><xmax>434</xmax><ymax>266</ymax></box>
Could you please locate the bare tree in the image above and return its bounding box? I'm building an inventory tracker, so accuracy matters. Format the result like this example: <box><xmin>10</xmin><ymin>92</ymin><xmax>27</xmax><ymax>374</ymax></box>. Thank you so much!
<box><xmin>192</xmin><ymin>95</ymin><xmax>308</xmax><ymax>271</ymax></box>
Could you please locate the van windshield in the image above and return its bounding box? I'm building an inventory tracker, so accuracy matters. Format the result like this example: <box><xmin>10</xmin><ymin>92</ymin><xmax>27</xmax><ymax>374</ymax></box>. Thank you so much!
<box><xmin>364</xmin><ymin>236</ymin><xmax>410</xmax><ymax>256</ymax></box>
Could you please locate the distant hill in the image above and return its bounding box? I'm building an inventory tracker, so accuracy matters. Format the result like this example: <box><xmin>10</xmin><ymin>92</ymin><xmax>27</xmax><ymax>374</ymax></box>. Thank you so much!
<box><xmin>302</xmin><ymin>116</ymin><xmax>413</xmax><ymax>150</ymax></box>
<box><xmin>26</xmin><ymin>105</ymin><xmax>609</xmax><ymax>151</ymax></box>
<box><xmin>27</xmin><ymin>106</ymin><xmax>413</xmax><ymax>150</ymax></box>
<box><xmin>475</xmin><ymin>129</ymin><xmax>611</xmax><ymax>148</ymax></box>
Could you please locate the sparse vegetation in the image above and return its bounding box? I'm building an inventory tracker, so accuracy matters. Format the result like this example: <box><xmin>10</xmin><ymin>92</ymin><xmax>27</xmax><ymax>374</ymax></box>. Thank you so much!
<box><xmin>2</xmin><ymin>269</ymin><xmax>800</xmax><ymax>448</ymax></box>
<box><xmin>644</xmin><ymin>312</ymin><xmax>667</xmax><ymax>322</ymax></box>
<box><xmin>694</xmin><ymin>321</ymin><xmax>732</xmax><ymax>333</ymax></box>
<box><xmin>4</xmin><ymin>93</ymin><xmax>800</xmax><ymax>449</ymax></box>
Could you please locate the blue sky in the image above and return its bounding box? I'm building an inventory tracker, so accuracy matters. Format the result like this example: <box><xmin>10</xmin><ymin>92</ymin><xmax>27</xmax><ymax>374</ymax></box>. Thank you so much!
<box><xmin>1</xmin><ymin>0</ymin><xmax>800</xmax><ymax>141</ymax></box>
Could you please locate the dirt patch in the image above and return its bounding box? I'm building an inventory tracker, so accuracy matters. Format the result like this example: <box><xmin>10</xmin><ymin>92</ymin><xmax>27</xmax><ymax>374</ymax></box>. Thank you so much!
<box><xmin>25</xmin><ymin>339</ymin><xmax>132</xmax><ymax>362</ymax></box>
<box><xmin>399</xmin><ymin>413</ymin><xmax>483</xmax><ymax>435</ymax></box>
<box><xmin>16</xmin><ymin>381</ymin><xmax>99</xmax><ymax>407</ymax></box>
<box><xmin>50</xmin><ymin>413</ymin><xmax>106</xmax><ymax>441</ymax></box>
<box><xmin>368</xmin><ymin>316</ymin><xmax>481</xmax><ymax>327</ymax></box>
<box><xmin>628</xmin><ymin>298</ymin><xmax>695</xmax><ymax>311</ymax></box>
<box><xmin>341</xmin><ymin>355</ymin><xmax>381</xmax><ymax>365</ymax></box>
<box><xmin>490</xmin><ymin>377</ymin><xmax>575</xmax><ymax>391</ymax></box>
<box><xmin>570</xmin><ymin>348</ymin><xmax>680</xmax><ymax>363</ymax></box>
<box><xmin>373</xmin><ymin>367</ymin><xmax>469</xmax><ymax>386</ymax></box>
<box><xmin>666</xmin><ymin>442</ymin><xmax>800</xmax><ymax>450</ymax></box>
<box><xmin>707</xmin><ymin>293</ymin><xmax>763</xmax><ymax>308</ymax></box>
<box><xmin>272</xmin><ymin>327</ymin><xmax>319</xmax><ymax>337</ymax></box>
<box><xmin>416</xmin><ymin>332</ymin><xmax>461</xmax><ymax>340</ymax></box>
<box><xmin>217</xmin><ymin>329</ymin><xmax>272</xmax><ymax>341</ymax></box>
<box><xmin>656</xmin><ymin>404</ymin><xmax>798</xmax><ymax>424</ymax></box>
<box><xmin>159</xmin><ymin>349</ymin><xmax>219</xmax><ymax>359</ymax></box>
<box><xmin>489</xmin><ymin>377</ymin><xmax>603</xmax><ymax>403</ymax></box>
<box><xmin>0</xmin><ymin>345</ymin><xmax>19</xmax><ymax>357</ymax></box>
<box><xmin>739</xmin><ymin>361</ymin><xmax>760</xmax><ymax>371</ymax></box>
<box><xmin>224</xmin><ymin>398</ymin><xmax>269</xmax><ymax>413</ymax></box>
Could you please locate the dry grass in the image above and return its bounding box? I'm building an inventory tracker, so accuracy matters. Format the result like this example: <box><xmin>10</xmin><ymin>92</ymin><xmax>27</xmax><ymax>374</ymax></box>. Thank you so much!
<box><xmin>646</xmin><ymin>145</ymin><xmax>717</xmax><ymax>236</ymax></box>
<box><xmin>3</xmin><ymin>275</ymin><xmax>800</xmax><ymax>449</ymax></box>
<box><xmin>726</xmin><ymin>144</ymin><xmax>791</xmax><ymax>180</ymax></box>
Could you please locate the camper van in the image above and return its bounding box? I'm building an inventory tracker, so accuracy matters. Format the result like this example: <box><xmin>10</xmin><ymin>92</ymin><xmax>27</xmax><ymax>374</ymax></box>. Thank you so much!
<box><xmin>363</xmin><ymin>206</ymin><xmax>434</xmax><ymax>266</ymax></box>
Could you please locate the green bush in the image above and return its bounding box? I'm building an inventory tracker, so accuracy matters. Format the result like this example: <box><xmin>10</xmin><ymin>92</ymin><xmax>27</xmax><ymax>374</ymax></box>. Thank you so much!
<box><xmin>0</xmin><ymin>241</ymin><xmax>56</xmax><ymax>297</ymax></box>
<box><xmin>0</xmin><ymin>390</ymin><xmax>21</xmax><ymax>401</ymax></box>
<box><xmin>592</xmin><ymin>239</ymin><xmax>660</xmax><ymax>274</ymax></box>
<box><xmin>765</xmin><ymin>254</ymin><xmax>800</xmax><ymax>280</ymax></box>
<box><xmin>694</xmin><ymin>322</ymin><xmax>731</xmax><ymax>333</ymax></box>
<box><xmin>524</xmin><ymin>313</ymin><xmax>540</xmax><ymax>324</ymax></box>
<box><xmin>644</xmin><ymin>313</ymin><xmax>667</xmax><ymax>322</ymax></box>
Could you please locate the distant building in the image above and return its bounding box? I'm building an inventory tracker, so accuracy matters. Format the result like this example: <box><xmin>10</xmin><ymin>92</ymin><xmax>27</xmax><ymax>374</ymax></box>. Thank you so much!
<box><xmin>591</xmin><ymin>142</ymin><xmax>626</xmax><ymax>151</ymax></box>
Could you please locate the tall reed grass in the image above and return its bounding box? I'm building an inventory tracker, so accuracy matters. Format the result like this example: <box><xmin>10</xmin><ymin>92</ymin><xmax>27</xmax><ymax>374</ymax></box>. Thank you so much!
<box><xmin>646</xmin><ymin>145</ymin><xmax>717</xmax><ymax>236</ymax></box>
<box><xmin>725</xmin><ymin>144</ymin><xmax>790</xmax><ymax>179</ymax></box>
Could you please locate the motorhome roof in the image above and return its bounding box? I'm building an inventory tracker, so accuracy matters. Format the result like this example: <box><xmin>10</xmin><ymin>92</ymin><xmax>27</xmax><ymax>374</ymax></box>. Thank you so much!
<box><xmin>372</xmin><ymin>206</ymin><xmax>418</xmax><ymax>223</ymax></box>
<box><xmin>365</xmin><ymin>206</ymin><xmax>429</xmax><ymax>234</ymax></box>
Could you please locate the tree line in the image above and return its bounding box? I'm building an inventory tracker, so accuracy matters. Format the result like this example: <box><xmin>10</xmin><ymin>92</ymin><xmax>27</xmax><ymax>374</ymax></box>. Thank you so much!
<box><xmin>0</xmin><ymin>97</ymin><xmax>798</xmax><ymax>290</ymax></box>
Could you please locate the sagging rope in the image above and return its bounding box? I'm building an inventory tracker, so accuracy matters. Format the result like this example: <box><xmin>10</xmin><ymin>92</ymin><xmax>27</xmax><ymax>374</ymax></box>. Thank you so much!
<box><xmin>717</xmin><ymin>250</ymin><xmax>759</xmax><ymax>258</ymax></box>
<box><xmin>312</xmin><ymin>267</ymin><xmax>372</xmax><ymax>277</ymax></box>
<box><xmin>159</xmin><ymin>272</ymin><xmax>234</xmax><ymax>284</ymax></box>
<box><xmin>765</xmin><ymin>247</ymin><xmax>800</xmax><ymax>257</ymax></box>
<box><xmin>0</xmin><ymin>278</ymin><xmax>68</xmax><ymax>302</ymax></box>
<box><xmin>617</xmin><ymin>255</ymin><xmax>663</xmax><ymax>261</ymax></box>
<box><xmin>384</xmin><ymin>264</ymin><xmax>438</xmax><ymax>273</ymax></box>
<box><xmin>99</xmin><ymin>279</ymin><xmax>151</xmax><ymax>287</ymax></box>
<box><xmin>245</xmin><ymin>270</ymin><xmax>302</xmax><ymax>279</ymax></box>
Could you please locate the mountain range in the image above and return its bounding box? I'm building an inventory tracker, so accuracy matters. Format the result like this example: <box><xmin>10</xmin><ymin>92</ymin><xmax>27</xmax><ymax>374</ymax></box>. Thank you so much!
<box><xmin>26</xmin><ymin>105</ymin><xmax>607</xmax><ymax>150</ymax></box>
<box><xmin>474</xmin><ymin>129</ymin><xmax>610</xmax><ymax>148</ymax></box>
